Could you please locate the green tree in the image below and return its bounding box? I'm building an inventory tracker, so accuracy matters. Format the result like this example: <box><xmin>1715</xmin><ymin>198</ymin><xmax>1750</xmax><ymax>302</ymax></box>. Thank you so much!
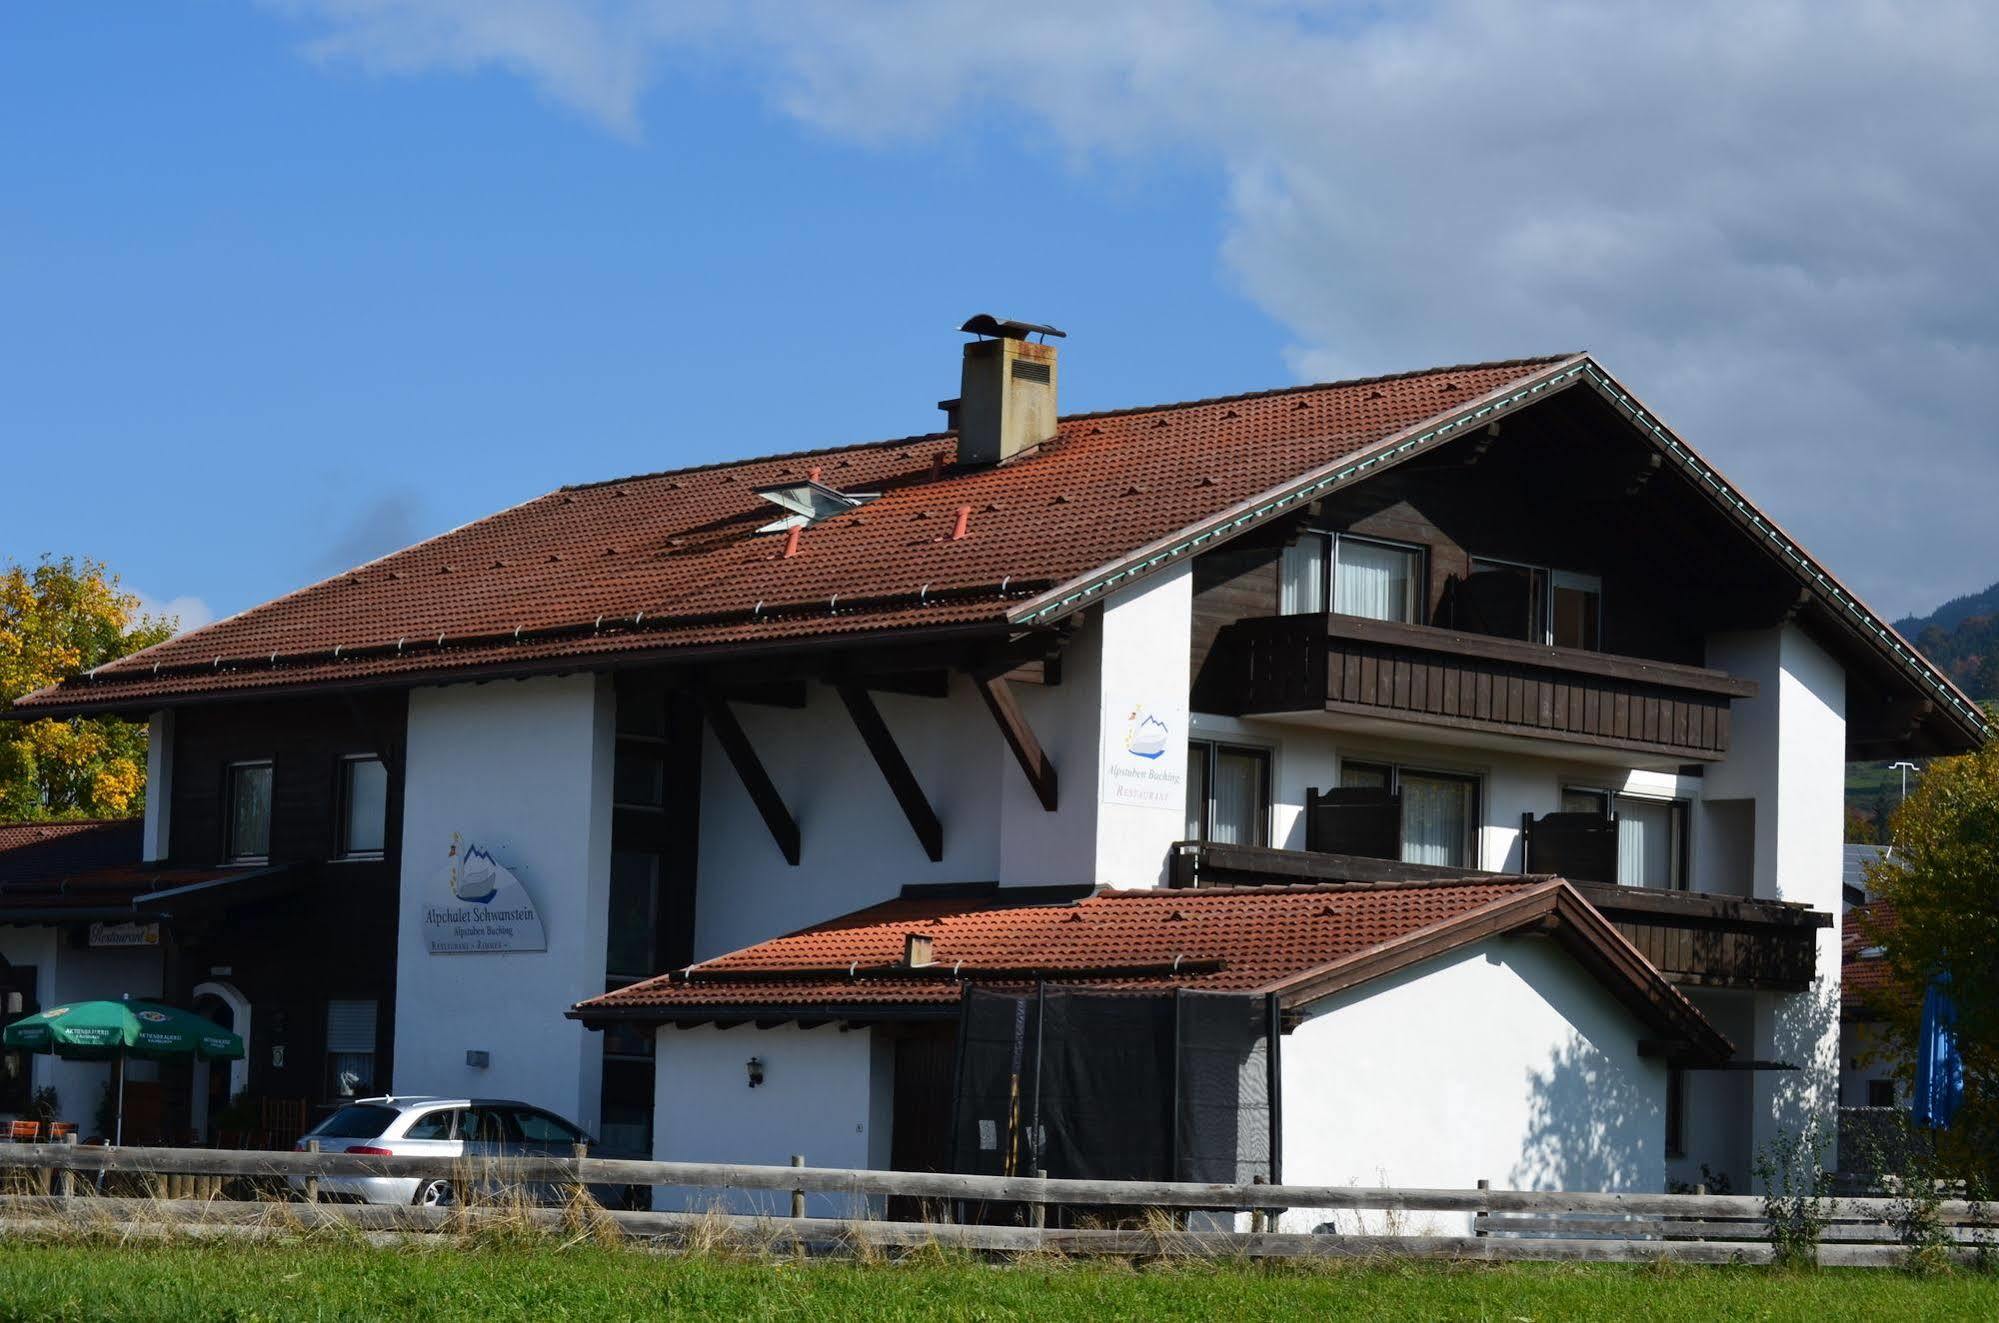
<box><xmin>1869</xmin><ymin>738</ymin><xmax>1999</xmax><ymax>1183</ymax></box>
<box><xmin>0</xmin><ymin>556</ymin><xmax>175</xmax><ymax>822</ymax></box>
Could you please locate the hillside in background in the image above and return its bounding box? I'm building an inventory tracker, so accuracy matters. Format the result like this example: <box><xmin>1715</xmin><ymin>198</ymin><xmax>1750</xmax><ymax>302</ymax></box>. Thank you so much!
<box><xmin>1848</xmin><ymin>577</ymin><xmax>1999</xmax><ymax>841</ymax></box>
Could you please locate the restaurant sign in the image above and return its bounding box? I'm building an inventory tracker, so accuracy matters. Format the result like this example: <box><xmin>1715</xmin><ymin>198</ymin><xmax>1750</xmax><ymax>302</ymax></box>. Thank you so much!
<box><xmin>424</xmin><ymin>834</ymin><xmax>547</xmax><ymax>954</ymax></box>
<box><xmin>88</xmin><ymin>921</ymin><xmax>160</xmax><ymax>948</ymax></box>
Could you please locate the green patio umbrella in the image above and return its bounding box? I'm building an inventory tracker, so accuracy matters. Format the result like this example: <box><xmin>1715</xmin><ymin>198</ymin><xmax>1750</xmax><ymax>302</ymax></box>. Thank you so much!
<box><xmin>3</xmin><ymin>997</ymin><xmax>244</xmax><ymax>1145</ymax></box>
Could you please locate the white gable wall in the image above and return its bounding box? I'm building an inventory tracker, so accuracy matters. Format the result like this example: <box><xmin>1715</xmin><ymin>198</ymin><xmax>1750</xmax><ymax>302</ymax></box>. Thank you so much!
<box><xmin>650</xmin><ymin>1022</ymin><xmax>891</xmax><ymax>1218</ymax></box>
<box><xmin>393</xmin><ymin>673</ymin><xmax>615</xmax><ymax>1126</ymax></box>
<box><xmin>1277</xmin><ymin>935</ymin><xmax>1666</xmax><ymax>1233</ymax></box>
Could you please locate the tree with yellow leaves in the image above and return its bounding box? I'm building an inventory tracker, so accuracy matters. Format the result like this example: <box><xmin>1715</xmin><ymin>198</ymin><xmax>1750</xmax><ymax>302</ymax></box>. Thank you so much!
<box><xmin>1</xmin><ymin>557</ymin><xmax>176</xmax><ymax>821</ymax></box>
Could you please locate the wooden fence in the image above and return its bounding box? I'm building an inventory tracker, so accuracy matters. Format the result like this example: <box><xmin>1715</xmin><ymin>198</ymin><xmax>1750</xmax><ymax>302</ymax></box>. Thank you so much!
<box><xmin>0</xmin><ymin>1141</ymin><xmax>1992</xmax><ymax>1268</ymax></box>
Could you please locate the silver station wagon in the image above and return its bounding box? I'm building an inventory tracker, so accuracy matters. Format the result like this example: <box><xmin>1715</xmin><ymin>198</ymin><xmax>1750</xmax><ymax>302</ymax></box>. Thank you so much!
<box><xmin>293</xmin><ymin>1095</ymin><xmax>593</xmax><ymax>1206</ymax></box>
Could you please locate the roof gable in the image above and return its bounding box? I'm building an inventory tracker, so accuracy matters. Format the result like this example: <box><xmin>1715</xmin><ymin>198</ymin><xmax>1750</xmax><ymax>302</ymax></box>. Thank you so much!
<box><xmin>572</xmin><ymin>878</ymin><xmax>1730</xmax><ymax>1062</ymax></box>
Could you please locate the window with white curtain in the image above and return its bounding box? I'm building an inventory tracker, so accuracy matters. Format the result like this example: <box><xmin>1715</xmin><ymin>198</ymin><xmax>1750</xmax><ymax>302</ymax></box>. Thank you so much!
<box><xmin>1564</xmin><ymin>788</ymin><xmax>1688</xmax><ymax>889</ymax></box>
<box><xmin>1185</xmin><ymin>741</ymin><xmax>1270</xmax><ymax>846</ymax></box>
<box><xmin>1278</xmin><ymin>533</ymin><xmax>1329</xmax><ymax>614</ymax></box>
<box><xmin>1334</xmin><ymin>538</ymin><xmax>1422</xmax><ymax>623</ymax></box>
<box><xmin>1616</xmin><ymin>797</ymin><xmax>1684</xmax><ymax>889</ymax></box>
<box><xmin>1338</xmin><ymin>760</ymin><xmax>1479</xmax><ymax>868</ymax></box>
<box><xmin>1398</xmin><ymin>771</ymin><xmax>1477</xmax><ymax>868</ymax></box>
<box><xmin>1277</xmin><ymin>532</ymin><xmax>1423</xmax><ymax>623</ymax></box>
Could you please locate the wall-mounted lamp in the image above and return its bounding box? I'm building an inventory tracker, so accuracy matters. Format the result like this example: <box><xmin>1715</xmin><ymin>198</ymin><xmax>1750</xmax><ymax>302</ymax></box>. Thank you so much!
<box><xmin>466</xmin><ymin>1050</ymin><xmax>490</xmax><ymax>1069</ymax></box>
<box><xmin>746</xmin><ymin>1056</ymin><xmax>765</xmax><ymax>1089</ymax></box>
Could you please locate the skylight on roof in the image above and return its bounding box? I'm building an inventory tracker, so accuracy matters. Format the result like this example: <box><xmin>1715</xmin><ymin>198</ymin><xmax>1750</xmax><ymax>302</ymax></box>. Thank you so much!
<box><xmin>752</xmin><ymin>480</ymin><xmax>879</xmax><ymax>533</ymax></box>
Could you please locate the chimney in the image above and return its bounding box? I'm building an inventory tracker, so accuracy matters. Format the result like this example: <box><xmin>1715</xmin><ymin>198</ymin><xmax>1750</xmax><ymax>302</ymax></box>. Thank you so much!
<box><xmin>956</xmin><ymin>314</ymin><xmax>1064</xmax><ymax>466</ymax></box>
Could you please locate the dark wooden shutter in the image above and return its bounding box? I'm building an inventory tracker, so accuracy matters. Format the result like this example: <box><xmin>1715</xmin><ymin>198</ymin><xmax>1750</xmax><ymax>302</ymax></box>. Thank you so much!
<box><xmin>1305</xmin><ymin>787</ymin><xmax>1403</xmax><ymax>860</ymax></box>
<box><xmin>1521</xmin><ymin>811</ymin><xmax>1618</xmax><ymax>882</ymax></box>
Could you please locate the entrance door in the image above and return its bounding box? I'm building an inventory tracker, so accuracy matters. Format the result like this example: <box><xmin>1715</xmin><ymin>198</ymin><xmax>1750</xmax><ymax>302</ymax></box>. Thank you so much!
<box><xmin>887</xmin><ymin>1026</ymin><xmax>957</xmax><ymax>1221</ymax></box>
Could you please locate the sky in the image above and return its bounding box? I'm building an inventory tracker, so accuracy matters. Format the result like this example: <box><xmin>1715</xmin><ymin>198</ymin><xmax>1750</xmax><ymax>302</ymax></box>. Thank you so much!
<box><xmin>4</xmin><ymin>2</ymin><xmax>1997</xmax><ymax>633</ymax></box>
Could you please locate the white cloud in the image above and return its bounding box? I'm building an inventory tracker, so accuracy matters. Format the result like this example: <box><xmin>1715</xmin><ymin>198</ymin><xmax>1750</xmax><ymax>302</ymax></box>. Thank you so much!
<box><xmin>130</xmin><ymin>589</ymin><xmax>218</xmax><ymax>636</ymax></box>
<box><xmin>264</xmin><ymin>0</ymin><xmax>1999</xmax><ymax>617</ymax></box>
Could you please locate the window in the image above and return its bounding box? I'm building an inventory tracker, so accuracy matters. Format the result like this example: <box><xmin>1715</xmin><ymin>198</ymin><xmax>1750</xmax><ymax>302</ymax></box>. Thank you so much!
<box><xmin>1867</xmin><ymin>1079</ymin><xmax>1895</xmax><ymax>1108</ymax></box>
<box><xmin>338</xmin><ymin>756</ymin><xmax>388</xmax><ymax>858</ymax></box>
<box><xmin>1563</xmin><ymin>789</ymin><xmax>1689</xmax><ymax>890</ymax></box>
<box><xmin>1461</xmin><ymin>558</ymin><xmax>1601</xmax><ymax>649</ymax></box>
<box><xmin>324</xmin><ymin>999</ymin><xmax>378</xmax><ymax>1099</ymax></box>
<box><xmin>613</xmin><ymin>744</ymin><xmax>666</xmax><ymax>809</ymax></box>
<box><xmin>1666</xmin><ymin>1067</ymin><xmax>1686</xmax><ymax>1158</ymax></box>
<box><xmin>403</xmin><ymin>1109</ymin><xmax>455</xmax><ymax>1141</ymax></box>
<box><xmin>305</xmin><ymin>1103</ymin><xmax>397</xmax><ymax>1140</ymax></box>
<box><xmin>1338</xmin><ymin>760</ymin><xmax>1480</xmax><ymax>869</ymax></box>
<box><xmin>1279</xmin><ymin>532</ymin><xmax>1424</xmax><ymax>624</ymax></box>
<box><xmin>460</xmin><ymin>1105</ymin><xmax>515</xmax><ymax>1146</ymax></box>
<box><xmin>1185</xmin><ymin>741</ymin><xmax>1271</xmax><ymax>846</ymax></box>
<box><xmin>606</xmin><ymin>852</ymin><xmax>660</xmax><ymax>982</ymax></box>
<box><xmin>226</xmin><ymin>761</ymin><xmax>273</xmax><ymax>862</ymax></box>
<box><xmin>512</xmin><ymin>1108</ymin><xmax>587</xmax><ymax>1146</ymax></box>
<box><xmin>1399</xmin><ymin>772</ymin><xmax>1478</xmax><ymax>868</ymax></box>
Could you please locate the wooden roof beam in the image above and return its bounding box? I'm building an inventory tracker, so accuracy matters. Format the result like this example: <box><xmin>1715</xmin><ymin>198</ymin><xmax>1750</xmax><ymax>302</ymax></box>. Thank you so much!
<box><xmin>974</xmin><ymin>673</ymin><xmax>1058</xmax><ymax>812</ymax></box>
<box><xmin>835</xmin><ymin>681</ymin><xmax>944</xmax><ymax>862</ymax></box>
<box><xmin>701</xmin><ymin>693</ymin><xmax>801</xmax><ymax>866</ymax></box>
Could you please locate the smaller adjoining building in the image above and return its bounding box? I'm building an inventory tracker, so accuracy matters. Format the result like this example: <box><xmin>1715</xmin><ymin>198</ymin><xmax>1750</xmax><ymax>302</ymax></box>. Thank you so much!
<box><xmin>575</xmin><ymin>876</ymin><xmax>1729</xmax><ymax>1228</ymax></box>
<box><xmin>0</xmin><ymin>820</ymin><xmax>168</xmax><ymax>1135</ymax></box>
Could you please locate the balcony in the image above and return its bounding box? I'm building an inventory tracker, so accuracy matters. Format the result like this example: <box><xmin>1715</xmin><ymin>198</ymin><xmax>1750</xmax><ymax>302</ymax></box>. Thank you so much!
<box><xmin>1199</xmin><ymin>614</ymin><xmax>1758</xmax><ymax>762</ymax></box>
<box><xmin>1168</xmin><ymin>841</ymin><xmax>1829</xmax><ymax>993</ymax></box>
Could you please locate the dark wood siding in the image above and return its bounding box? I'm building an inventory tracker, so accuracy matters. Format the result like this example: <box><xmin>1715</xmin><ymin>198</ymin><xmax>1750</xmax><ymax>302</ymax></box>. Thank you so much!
<box><xmin>1208</xmin><ymin>613</ymin><xmax>1751</xmax><ymax>762</ymax></box>
<box><xmin>1190</xmin><ymin>541</ymin><xmax>1280</xmax><ymax>700</ymax></box>
<box><xmin>160</xmin><ymin>693</ymin><xmax>406</xmax><ymax>1129</ymax></box>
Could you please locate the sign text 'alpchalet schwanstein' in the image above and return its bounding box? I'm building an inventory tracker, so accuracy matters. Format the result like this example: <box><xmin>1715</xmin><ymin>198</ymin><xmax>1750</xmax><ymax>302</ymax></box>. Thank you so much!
<box><xmin>424</xmin><ymin>834</ymin><xmax>548</xmax><ymax>954</ymax></box>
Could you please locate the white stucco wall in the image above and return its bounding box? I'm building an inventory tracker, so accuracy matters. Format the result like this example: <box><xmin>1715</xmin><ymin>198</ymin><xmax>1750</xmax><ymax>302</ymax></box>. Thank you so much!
<box><xmin>393</xmin><ymin>674</ymin><xmax>615</xmax><ymax>1128</ymax></box>
<box><xmin>693</xmin><ymin>673</ymin><xmax>1005</xmax><ymax>961</ymax></box>
<box><xmin>1705</xmin><ymin>625</ymin><xmax>1845</xmax><ymax>1175</ymax></box>
<box><xmin>1670</xmin><ymin>989</ymin><xmax>1753</xmax><ymax>1193</ymax></box>
<box><xmin>999</xmin><ymin>564</ymin><xmax>1193</xmax><ymax>891</ymax></box>
<box><xmin>651</xmin><ymin>1022</ymin><xmax>889</xmax><ymax>1217</ymax></box>
<box><xmin>1091</xmin><ymin>562</ymin><xmax>1192</xmax><ymax>888</ymax></box>
<box><xmin>1277</xmin><ymin>936</ymin><xmax>1667</xmax><ymax>1233</ymax></box>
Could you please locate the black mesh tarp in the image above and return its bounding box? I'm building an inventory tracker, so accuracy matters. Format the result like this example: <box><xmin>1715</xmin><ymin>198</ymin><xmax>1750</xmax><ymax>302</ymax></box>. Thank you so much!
<box><xmin>948</xmin><ymin>987</ymin><xmax>1276</xmax><ymax>1185</ymax></box>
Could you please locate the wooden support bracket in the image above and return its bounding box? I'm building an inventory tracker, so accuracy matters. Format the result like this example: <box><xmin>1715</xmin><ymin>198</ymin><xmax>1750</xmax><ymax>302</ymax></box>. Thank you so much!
<box><xmin>702</xmin><ymin>693</ymin><xmax>801</xmax><ymax>866</ymax></box>
<box><xmin>835</xmin><ymin>682</ymin><xmax>944</xmax><ymax>862</ymax></box>
<box><xmin>975</xmin><ymin>674</ymin><xmax>1058</xmax><ymax>812</ymax></box>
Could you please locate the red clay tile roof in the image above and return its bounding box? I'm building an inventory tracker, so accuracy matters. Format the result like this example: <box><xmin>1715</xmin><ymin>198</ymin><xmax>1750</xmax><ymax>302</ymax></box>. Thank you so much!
<box><xmin>572</xmin><ymin>877</ymin><xmax>1730</xmax><ymax>1059</ymax></box>
<box><xmin>1843</xmin><ymin>899</ymin><xmax>1908</xmax><ymax>1018</ymax></box>
<box><xmin>12</xmin><ymin>357</ymin><xmax>1575</xmax><ymax>713</ymax></box>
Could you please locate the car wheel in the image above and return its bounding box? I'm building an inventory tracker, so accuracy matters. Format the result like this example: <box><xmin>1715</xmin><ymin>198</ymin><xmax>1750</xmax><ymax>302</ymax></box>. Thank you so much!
<box><xmin>413</xmin><ymin>1179</ymin><xmax>455</xmax><ymax>1209</ymax></box>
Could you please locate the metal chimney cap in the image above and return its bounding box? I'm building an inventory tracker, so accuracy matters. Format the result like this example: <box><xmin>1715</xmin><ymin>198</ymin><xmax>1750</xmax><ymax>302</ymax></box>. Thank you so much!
<box><xmin>960</xmin><ymin>314</ymin><xmax>1066</xmax><ymax>341</ymax></box>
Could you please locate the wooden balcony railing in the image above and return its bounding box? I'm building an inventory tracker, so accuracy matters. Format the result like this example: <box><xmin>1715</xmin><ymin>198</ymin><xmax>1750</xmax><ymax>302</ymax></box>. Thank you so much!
<box><xmin>1169</xmin><ymin>841</ymin><xmax>1828</xmax><ymax>993</ymax></box>
<box><xmin>1200</xmin><ymin>614</ymin><xmax>1758</xmax><ymax>761</ymax></box>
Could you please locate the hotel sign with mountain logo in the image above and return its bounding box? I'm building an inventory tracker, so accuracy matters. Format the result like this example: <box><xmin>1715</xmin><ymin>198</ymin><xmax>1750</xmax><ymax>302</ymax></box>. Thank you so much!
<box><xmin>423</xmin><ymin>833</ymin><xmax>548</xmax><ymax>954</ymax></box>
<box><xmin>1100</xmin><ymin>696</ymin><xmax>1186</xmax><ymax>809</ymax></box>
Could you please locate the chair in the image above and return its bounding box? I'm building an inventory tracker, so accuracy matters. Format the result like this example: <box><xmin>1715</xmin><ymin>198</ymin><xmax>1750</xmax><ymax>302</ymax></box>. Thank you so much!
<box><xmin>6</xmin><ymin>1120</ymin><xmax>40</xmax><ymax>1143</ymax></box>
<box><xmin>45</xmin><ymin>1122</ymin><xmax>75</xmax><ymax>1141</ymax></box>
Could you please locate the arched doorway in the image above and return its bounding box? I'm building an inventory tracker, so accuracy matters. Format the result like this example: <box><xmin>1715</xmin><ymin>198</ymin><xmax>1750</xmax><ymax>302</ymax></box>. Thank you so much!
<box><xmin>188</xmin><ymin>981</ymin><xmax>251</xmax><ymax>1142</ymax></box>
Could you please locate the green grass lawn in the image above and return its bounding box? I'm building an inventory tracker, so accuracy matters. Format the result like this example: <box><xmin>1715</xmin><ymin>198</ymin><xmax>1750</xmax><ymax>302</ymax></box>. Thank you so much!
<box><xmin>0</xmin><ymin>1241</ymin><xmax>1994</xmax><ymax>1322</ymax></box>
